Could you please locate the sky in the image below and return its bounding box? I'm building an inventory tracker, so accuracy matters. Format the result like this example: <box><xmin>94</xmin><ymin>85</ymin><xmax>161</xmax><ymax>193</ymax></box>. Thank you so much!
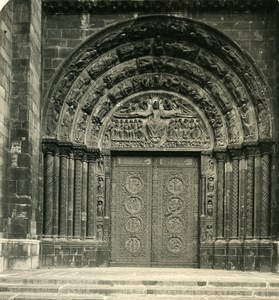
<box><xmin>0</xmin><ymin>0</ymin><xmax>9</xmax><ymax>11</ymax></box>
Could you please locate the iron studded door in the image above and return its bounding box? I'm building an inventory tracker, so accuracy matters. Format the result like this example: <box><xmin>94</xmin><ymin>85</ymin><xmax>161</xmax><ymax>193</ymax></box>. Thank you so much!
<box><xmin>111</xmin><ymin>155</ymin><xmax>199</xmax><ymax>267</ymax></box>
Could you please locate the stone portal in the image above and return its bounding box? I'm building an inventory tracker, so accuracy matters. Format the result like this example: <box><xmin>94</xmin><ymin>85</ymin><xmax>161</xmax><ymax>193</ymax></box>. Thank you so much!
<box><xmin>41</xmin><ymin>15</ymin><xmax>274</xmax><ymax>270</ymax></box>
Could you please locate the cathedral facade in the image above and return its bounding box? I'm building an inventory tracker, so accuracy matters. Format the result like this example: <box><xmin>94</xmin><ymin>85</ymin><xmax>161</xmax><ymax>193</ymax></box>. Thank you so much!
<box><xmin>0</xmin><ymin>0</ymin><xmax>278</xmax><ymax>271</ymax></box>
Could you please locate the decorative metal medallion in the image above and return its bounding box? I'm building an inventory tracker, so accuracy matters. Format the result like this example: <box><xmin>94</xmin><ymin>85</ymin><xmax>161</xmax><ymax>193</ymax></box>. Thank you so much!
<box><xmin>125</xmin><ymin>196</ymin><xmax>143</xmax><ymax>214</ymax></box>
<box><xmin>167</xmin><ymin>237</ymin><xmax>183</xmax><ymax>253</ymax></box>
<box><xmin>126</xmin><ymin>217</ymin><xmax>142</xmax><ymax>233</ymax></box>
<box><xmin>125</xmin><ymin>237</ymin><xmax>141</xmax><ymax>253</ymax></box>
<box><xmin>125</xmin><ymin>175</ymin><xmax>144</xmax><ymax>194</ymax></box>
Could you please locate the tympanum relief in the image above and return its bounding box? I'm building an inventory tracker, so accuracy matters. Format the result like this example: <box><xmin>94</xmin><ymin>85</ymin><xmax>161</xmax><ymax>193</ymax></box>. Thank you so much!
<box><xmin>103</xmin><ymin>94</ymin><xmax>211</xmax><ymax>149</ymax></box>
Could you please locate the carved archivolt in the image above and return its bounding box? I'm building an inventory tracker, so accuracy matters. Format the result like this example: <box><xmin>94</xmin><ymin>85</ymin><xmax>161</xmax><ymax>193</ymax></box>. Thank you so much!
<box><xmin>43</xmin><ymin>15</ymin><xmax>273</xmax><ymax>151</ymax></box>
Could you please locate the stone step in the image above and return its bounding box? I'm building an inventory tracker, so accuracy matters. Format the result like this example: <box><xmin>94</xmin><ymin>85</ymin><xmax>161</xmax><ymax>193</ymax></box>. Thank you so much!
<box><xmin>0</xmin><ymin>277</ymin><xmax>274</xmax><ymax>288</ymax></box>
<box><xmin>0</xmin><ymin>283</ymin><xmax>279</xmax><ymax>297</ymax></box>
<box><xmin>1</xmin><ymin>294</ymin><xmax>279</xmax><ymax>300</ymax></box>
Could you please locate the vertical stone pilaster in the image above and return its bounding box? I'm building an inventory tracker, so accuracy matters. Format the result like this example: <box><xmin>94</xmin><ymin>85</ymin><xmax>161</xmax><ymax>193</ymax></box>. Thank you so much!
<box><xmin>59</xmin><ymin>152</ymin><xmax>68</xmax><ymax>237</ymax></box>
<box><xmin>73</xmin><ymin>152</ymin><xmax>83</xmax><ymax>237</ymax></box>
<box><xmin>224</xmin><ymin>156</ymin><xmax>232</xmax><ymax>239</ymax></box>
<box><xmin>216</xmin><ymin>153</ymin><xmax>225</xmax><ymax>239</ymax></box>
<box><xmin>239</xmin><ymin>153</ymin><xmax>246</xmax><ymax>239</ymax></box>
<box><xmin>81</xmin><ymin>156</ymin><xmax>88</xmax><ymax>238</ymax></box>
<box><xmin>67</xmin><ymin>153</ymin><xmax>74</xmax><ymax>237</ymax></box>
<box><xmin>43</xmin><ymin>151</ymin><xmax>54</xmax><ymax>236</ymax></box>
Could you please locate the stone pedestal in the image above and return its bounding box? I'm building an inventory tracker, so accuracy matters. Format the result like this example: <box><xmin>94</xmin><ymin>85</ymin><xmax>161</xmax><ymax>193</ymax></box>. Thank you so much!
<box><xmin>243</xmin><ymin>239</ymin><xmax>258</xmax><ymax>271</ymax></box>
<box><xmin>40</xmin><ymin>238</ymin><xmax>110</xmax><ymax>268</ymax></box>
<box><xmin>0</xmin><ymin>239</ymin><xmax>40</xmax><ymax>272</ymax></box>
<box><xmin>258</xmin><ymin>239</ymin><xmax>273</xmax><ymax>272</ymax></box>
<box><xmin>214</xmin><ymin>239</ymin><xmax>227</xmax><ymax>269</ymax></box>
<box><xmin>200</xmin><ymin>242</ymin><xmax>214</xmax><ymax>269</ymax></box>
<box><xmin>227</xmin><ymin>240</ymin><xmax>243</xmax><ymax>270</ymax></box>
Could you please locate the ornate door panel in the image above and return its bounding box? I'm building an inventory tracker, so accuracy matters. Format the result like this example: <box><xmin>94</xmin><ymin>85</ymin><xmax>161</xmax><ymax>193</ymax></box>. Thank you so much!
<box><xmin>153</xmin><ymin>157</ymin><xmax>199</xmax><ymax>267</ymax></box>
<box><xmin>111</xmin><ymin>155</ymin><xmax>199</xmax><ymax>267</ymax></box>
<box><xmin>111</xmin><ymin>156</ymin><xmax>153</xmax><ymax>266</ymax></box>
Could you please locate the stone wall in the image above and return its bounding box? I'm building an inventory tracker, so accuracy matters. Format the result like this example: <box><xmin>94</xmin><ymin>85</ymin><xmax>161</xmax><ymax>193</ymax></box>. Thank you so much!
<box><xmin>0</xmin><ymin>0</ymin><xmax>13</xmax><ymax>237</ymax></box>
<box><xmin>0</xmin><ymin>0</ymin><xmax>42</xmax><ymax>271</ymax></box>
<box><xmin>8</xmin><ymin>0</ymin><xmax>42</xmax><ymax>240</ymax></box>
<box><xmin>274</xmin><ymin>6</ymin><xmax>279</xmax><ymax>245</ymax></box>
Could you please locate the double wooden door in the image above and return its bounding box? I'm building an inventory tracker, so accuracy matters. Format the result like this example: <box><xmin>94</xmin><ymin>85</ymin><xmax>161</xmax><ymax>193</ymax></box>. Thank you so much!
<box><xmin>111</xmin><ymin>155</ymin><xmax>199</xmax><ymax>267</ymax></box>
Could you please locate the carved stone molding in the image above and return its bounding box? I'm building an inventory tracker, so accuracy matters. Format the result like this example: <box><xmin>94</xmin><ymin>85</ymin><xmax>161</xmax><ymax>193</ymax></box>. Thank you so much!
<box><xmin>44</xmin><ymin>15</ymin><xmax>273</xmax><ymax>152</ymax></box>
<box><xmin>42</xmin><ymin>0</ymin><xmax>278</xmax><ymax>14</ymax></box>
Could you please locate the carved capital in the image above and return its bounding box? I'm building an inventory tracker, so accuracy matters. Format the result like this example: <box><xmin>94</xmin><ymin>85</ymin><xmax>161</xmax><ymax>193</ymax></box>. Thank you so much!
<box><xmin>73</xmin><ymin>149</ymin><xmax>86</xmax><ymax>160</ymax></box>
<box><xmin>42</xmin><ymin>139</ymin><xmax>58</xmax><ymax>154</ymax></box>
<box><xmin>229</xmin><ymin>149</ymin><xmax>244</xmax><ymax>160</ymax></box>
<box><xmin>214</xmin><ymin>150</ymin><xmax>226</xmax><ymax>162</ymax></box>
<box><xmin>245</xmin><ymin>146</ymin><xmax>257</xmax><ymax>157</ymax></box>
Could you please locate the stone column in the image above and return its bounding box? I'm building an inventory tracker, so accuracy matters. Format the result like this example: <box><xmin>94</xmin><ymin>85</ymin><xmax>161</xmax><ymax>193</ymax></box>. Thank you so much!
<box><xmin>215</xmin><ymin>153</ymin><xmax>225</xmax><ymax>239</ymax></box>
<box><xmin>59</xmin><ymin>150</ymin><xmax>69</xmax><ymax>237</ymax></box>
<box><xmin>261</xmin><ymin>152</ymin><xmax>271</xmax><ymax>238</ymax></box>
<box><xmin>228</xmin><ymin>150</ymin><xmax>242</xmax><ymax>270</ymax></box>
<box><xmin>81</xmin><ymin>156</ymin><xmax>88</xmax><ymax>238</ymax></box>
<box><xmin>87</xmin><ymin>154</ymin><xmax>96</xmax><ymax>238</ymax></box>
<box><xmin>245</xmin><ymin>147</ymin><xmax>255</xmax><ymax>238</ymax></box>
<box><xmin>43</xmin><ymin>150</ymin><xmax>54</xmax><ymax>236</ymax></box>
<box><xmin>243</xmin><ymin>147</ymin><xmax>257</xmax><ymax>271</ymax></box>
<box><xmin>238</xmin><ymin>152</ymin><xmax>246</xmax><ymax>239</ymax></box>
<box><xmin>67</xmin><ymin>153</ymin><xmax>74</xmax><ymax>237</ymax></box>
<box><xmin>254</xmin><ymin>149</ymin><xmax>262</xmax><ymax>238</ymax></box>
<box><xmin>52</xmin><ymin>149</ymin><xmax>60</xmax><ymax>236</ymax></box>
<box><xmin>73</xmin><ymin>151</ymin><xmax>83</xmax><ymax>237</ymax></box>
<box><xmin>224</xmin><ymin>155</ymin><xmax>232</xmax><ymax>239</ymax></box>
<box><xmin>258</xmin><ymin>149</ymin><xmax>272</xmax><ymax>272</ymax></box>
<box><xmin>230</xmin><ymin>152</ymin><xmax>239</xmax><ymax>239</ymax></box>
<box><xmin>214</xmin><ymin>152</ymin><xmax>227</xmax><ymax>270</ymax></box>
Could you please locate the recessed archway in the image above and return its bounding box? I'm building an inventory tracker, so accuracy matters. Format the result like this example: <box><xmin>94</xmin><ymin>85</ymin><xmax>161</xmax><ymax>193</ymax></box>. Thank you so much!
<box><xmin>41</xmin><ymin>15</ymin><xmax>274</xmax><ymax>270</ymax></box>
